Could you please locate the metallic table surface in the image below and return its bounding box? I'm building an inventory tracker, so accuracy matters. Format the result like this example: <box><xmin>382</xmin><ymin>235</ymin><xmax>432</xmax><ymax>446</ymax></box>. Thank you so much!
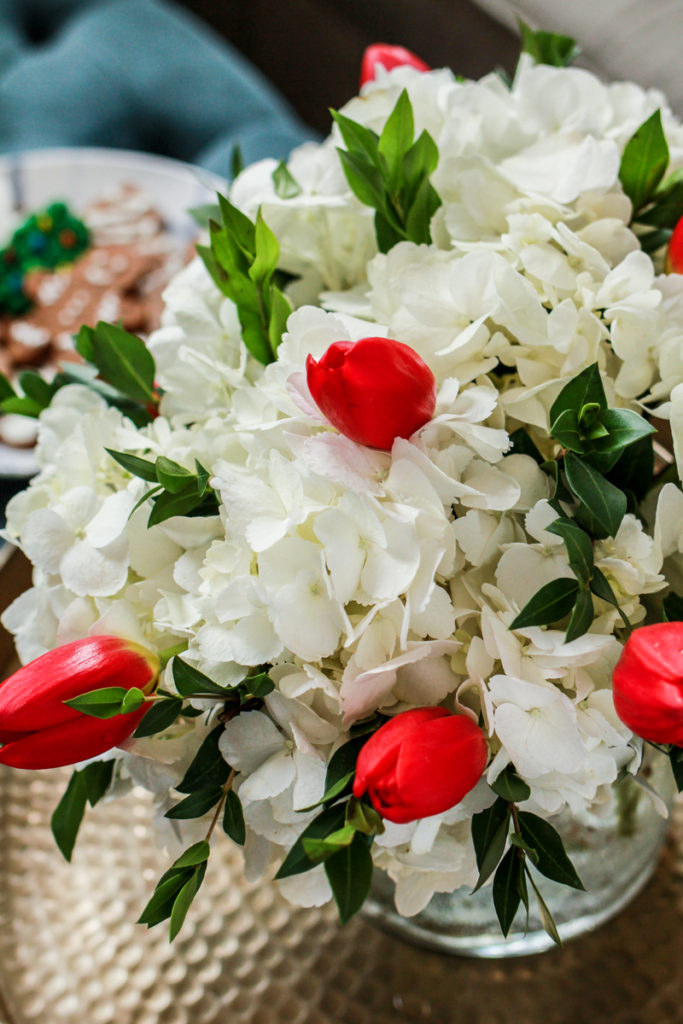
<box><xmin>0</xmin><ymin>769</ymin><xmax>679</xmax><ymax>1023</ymax></box>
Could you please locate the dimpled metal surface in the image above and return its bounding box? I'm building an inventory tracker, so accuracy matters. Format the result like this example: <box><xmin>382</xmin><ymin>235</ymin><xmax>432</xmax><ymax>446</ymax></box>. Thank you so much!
<box><xmin>0</xmin><ymin>767</ymin><xmax>680</xmax><ymax>1023</ymax></box>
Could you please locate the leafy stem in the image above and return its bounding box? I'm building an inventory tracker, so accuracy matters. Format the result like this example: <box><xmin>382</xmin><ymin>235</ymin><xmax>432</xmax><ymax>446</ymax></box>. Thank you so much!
<box><xmin>158</xmin><ymin>642</ymin><xmax>189</xmax><ymax>669</ymax></box>
<box><xmin>206</xmin><ymin>769</ymin><xmax>236</xmax><ymax>842</ymax></box>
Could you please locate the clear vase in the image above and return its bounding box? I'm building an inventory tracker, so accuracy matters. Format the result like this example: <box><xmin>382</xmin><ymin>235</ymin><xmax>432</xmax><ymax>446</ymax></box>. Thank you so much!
<box><xmin>362</xmin><ymin>755</ymin><xmax>675</xmax><ymax>958</ymax></box>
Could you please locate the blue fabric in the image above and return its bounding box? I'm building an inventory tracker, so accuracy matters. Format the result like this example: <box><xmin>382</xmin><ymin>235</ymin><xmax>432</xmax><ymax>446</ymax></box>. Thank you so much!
<box><xmin>0</xmin><ymin>0</ymin><xmax>316</xmax><ymax>178</ymax></box>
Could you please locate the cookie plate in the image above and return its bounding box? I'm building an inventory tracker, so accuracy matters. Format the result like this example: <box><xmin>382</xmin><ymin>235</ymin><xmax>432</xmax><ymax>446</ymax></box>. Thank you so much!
<box><xmin>0</xmin><ymin>147</ymin><xmax>226</xmax><ymax>478</ymax></box>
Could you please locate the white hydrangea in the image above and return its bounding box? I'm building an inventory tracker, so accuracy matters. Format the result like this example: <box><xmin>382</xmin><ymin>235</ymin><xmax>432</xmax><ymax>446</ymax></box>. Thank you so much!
<box><xmin>4</xmin><ymin>55</ymin><xmax>683</xmax><ymax>920</ymax></box>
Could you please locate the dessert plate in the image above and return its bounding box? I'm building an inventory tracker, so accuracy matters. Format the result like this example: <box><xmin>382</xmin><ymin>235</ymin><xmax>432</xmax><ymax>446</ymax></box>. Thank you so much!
<box><xmin>0</xmin><ymin>147</ymin><xmax>226</xmax><ymax>478</ymax></box>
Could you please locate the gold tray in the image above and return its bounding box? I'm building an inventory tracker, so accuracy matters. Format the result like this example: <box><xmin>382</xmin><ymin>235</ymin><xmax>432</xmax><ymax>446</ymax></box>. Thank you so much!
<box><xmin>0</xmin><ymin>766</ymin><xmax>680</xmax><ymax>1024</ymax></box>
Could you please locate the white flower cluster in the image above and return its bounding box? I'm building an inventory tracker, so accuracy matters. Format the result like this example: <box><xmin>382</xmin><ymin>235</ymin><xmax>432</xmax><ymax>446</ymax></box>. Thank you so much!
<box><xmin>5</xmin><ymin>57</ymin><xmax>683</xmax><ymax>916</ymax></box>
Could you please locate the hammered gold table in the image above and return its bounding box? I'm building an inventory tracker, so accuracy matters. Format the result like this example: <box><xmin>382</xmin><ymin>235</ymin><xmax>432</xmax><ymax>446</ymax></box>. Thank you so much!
<box><xmin>0</xmin><ymin>552</ymin><xmax>681</xmax><ymax>1024</ymax></box>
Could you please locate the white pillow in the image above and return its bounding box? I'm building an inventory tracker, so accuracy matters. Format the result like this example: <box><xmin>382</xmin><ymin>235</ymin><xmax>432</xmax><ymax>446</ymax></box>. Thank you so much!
<box><xmin>473</xmin><ymin>0</ymin><xmax>683</xmax><ymax>114</ymax></box>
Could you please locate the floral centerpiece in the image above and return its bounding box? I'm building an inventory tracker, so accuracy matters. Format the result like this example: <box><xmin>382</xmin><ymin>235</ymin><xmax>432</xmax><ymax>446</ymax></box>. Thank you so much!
<box><xmin>2</xmin><ymin>28</ymin><xmax>683</xmax><ymax>950</ymax></box>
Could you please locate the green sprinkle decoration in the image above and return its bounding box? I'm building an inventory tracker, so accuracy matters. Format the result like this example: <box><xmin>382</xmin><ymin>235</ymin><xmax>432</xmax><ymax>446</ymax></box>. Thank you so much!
<box><xmin>0</xmin><ymin>202</ymin><xmax>90</xmax><ymax>315</ymax></box>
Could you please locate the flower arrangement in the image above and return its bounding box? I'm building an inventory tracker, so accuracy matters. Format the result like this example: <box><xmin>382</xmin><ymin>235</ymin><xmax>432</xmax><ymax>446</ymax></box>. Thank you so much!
<box><xmin>2</xmin><ymin>28</ymin><xmax>683</xmax><ymax>946</ymax></box>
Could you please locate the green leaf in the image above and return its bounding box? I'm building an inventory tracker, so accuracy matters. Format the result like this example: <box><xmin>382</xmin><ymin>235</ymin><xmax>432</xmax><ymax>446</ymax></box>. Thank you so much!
<box><xmin>564</xmin><ymin>588</ymin><xmax>594</xmax><ymax>643</ymax></box>
<box><xmin>619</xmin><ymin>109</ymin><xmax>669</xmax><ymax>214</ymax></box>
<box><xmin>50</xmin><ymin>771</ymin><xmax>88</xmax><ymax>862</ymax></box>
<box><xmin>176</xmin><ymin>726</ymin><xmax>231</xmax><ymax>794</ymax></box>
<box><xmin>128</xmin><ymin>485</ymin><xmax>163</xmax><ymax>519</ymax></box>
<box><xmin>325</xmin><ymin>736</ymin><xmax>367</xmax><ymax>794</ymax></box>
<box><xmin>668</xmin><ymin>746</ymin><xmax>683</xmax><ymax>792</ymax></box>
<box><xmin>105</xmin><ymin>448</ymin><xmax>158</xmax><ymax>483</ymax></box>
<box><xmin>508</xmin><ymin>427</ymin><xmax>544</xmax><ymax>465</ymax></box>
<box><xmin>90</xmin><ymin>322</ymin><xmax>156</xmax><ymax>403</ymax></box>
<box><xmin>223</xmin><ymin>790</ymin><xmax>246</xmax><ymax>845</ymax></box>
<box><xmin>195</xmin><ymin>460</ymin><xmax>210</xmax><ymax>497</ymax></box>
<box><xmin>172</xmin><ymin>658</ymin><xmax>231</xmax><ymax>697</ymax></box>
<box><xmin>518</xmin><ymin>19</ymin><xmax>580</xmax><ymax>67</ymax></box>
<box><xmin>267</xmin><ymin>285</ymin><xmax>292</xmax><ymax>355</ymax></box>
<box><xmin>589</xmin><ymin>566</ymin><xmax>620</xmax><ymax>606</ymax></box>
<box><xmin>138</xmin><ymin>871</ymin><xmax>190</xmax><ymax>927</ymax></box>
<box><xmin>336</xmin><ymin>148</ymin><xmax>387</xmax><ymax>211</ymax></box>
<box><xmin>578</xmin><ymin>401</ymin><xmax>602</xmax><ymax>431</ymax></box>
<box><xmin>1</xmin><ymin>396</ymin><xmax>43</xmax><ymax>417</ymax></box>
<box><xmin>526</xmin><ymin>868</ymin><xmax>562</xmax><ymax>946</ymax></box>
<box><xmin>250</xmin><ymin>209</ymin><xmax>281</xmax><ymax>288</ymax></box>
<box><xmin>171</xmin><ymin>841</ymin><xmax>211</xmax><ymax>869</ymax></box>
<box><xmin>275</xmin><ymin>803</ymin><xmax>347</xmax><ymax>879</ymax></box>
<box><xmin>374</xmin><ymin>209</ymin><xmax>404</xmax><ymax>252</ymax></box>
<box><xmin>550</xmin><ymin>408</ymin><xmax>585</xmax><ymax>453</ymax></box>
<box><xmin>240</xmin><ymin>672</ymin><xmax>274</xmax><ymax>699</ymax></box>
<box><xmin>637</xmin><ymin>171</ymin><xmax>683</xmax><ymax>228</ymax></box>
<box><xmin>493</xmin><ymin>847</ymin><xmax>523</xmax><ymax>937</ymax></box>
<box><xmin>120</xmin><ymin>687</ymin><xmax>146</xmax><ymax>714</ymax></box>
<box><xmin>155</xmin><ymin>456</ymin><xmax>195</xmax><ymax>493</ymax></box>
<box><xmin>333</xmin><ymin>97</ymin><xmax>440</xmax><ymax>252</ymax></box>
<box><xmin>510</xmin><ymin>577</ymin><xmax>579</xmax><ymax>630</ymax></box>
<box><xmin>550</xmin><ymin>363</ymin><xmax>606</xmax><ymax>428</ymax></box>
<box><xmin>403</xmin><ymin>130</ymin><xmax>440</xmax><ymax>198</ymax></box>
<box><xmin>378</xmin><ymin>89</ymin><xmax>414</xmax><ymax>186</ymax></box>
<box><xmin>49</xmin><ymin>758</ymin><xmax>116</xmax><ymax>861</ymax></box>
<box><xmin>165</xmin><ymin>787</ymin><xmax>223</xmax><ymax>820</ymax></box>
<box><xmin>471</xmin><ymin>797</ymin><xmax>510</xmax><ymax>892</ymax></box>
<box><xmin>231</xmin><ymin>144</ymin><xmax>244</xmax><ymax>180</ymax></box>
<box><xmin>564</xmin><ymin>453</ymin><xmax>627</xmax><ymax>539</ymax></box>
<box><xmin>509</xmin><ymin>833</ymin><xmax>539</xmax><ymax>861</ymax></box>
<box><xmin>330</xmin><ymin>110</ymin><xmax>380</xmax><ymax>166</ymax></box>
<box><xmin>546</xmin><ymin>518</ymin><xmax>594</xmax><ymax>584</ymax></box>
<box><xmin>64</xmin><ymin>686</ymin><xmax>138</xmax><ymax>719</ymax></box>
<box><xmin>81</xmin><ymin>760</ymin><xmax>115</xmax><ymax>807</ymax></box>
<box><xmin>300</xmin><ymin>732</ymin><xmax>374</xmax><ymax>812</ymax></box>
<box><xmin>404</xmin><ymin>175</ymin><xmax>441</xmax><ymax>244</ymax></box>
<box><xmin>133</xmin><ymin>696</ymin><xmax>183</xmax><ymax>737</ymax></box>
<box><xmin>188</xmin><ymin>203</ymin><xmax>221</xmax><ymax>229</ymax></box>
<box><xmin>303</xmin><ymin>824</ymin><xmax>357</xmax><ymax>863</ymax></box>
<box><xmin>74</xmin><ymin>324</ymin><xmax>96</xmax><ymax>362</ymax></box>
<box><xmin>491</xmin><ymin>768</ymin><xmax>531</xmax><ymax>803</ymax></box>
<box><xmin>272</xmin><ymin>161</ymin><xmax>302</xmax><ymax>199</ymax></box>
<box><xmin>217</xmin><ymin>192</ymin><xmax>256</xmax><ymax>257</ymax></box>
<box><xmin>345</xmin><ymin>798</ymin><xmax>384</xmax><ymax>836</ymax></box>
<box><xmin>169</xmin><ymin>865</ymin><xmax>206</xmax><ymax>941</ymax></box>
<box><xmin>18</xmin><ymin>370</ymin><xmax>53</xmax><ymax>408</ymax></box>
<box><xmin>592</xmin><ymin>408</ymin><xmax>655</xmax><ymax>453</ymax></box>
<box><xmin>0</xmin><ymin>374</ymin><xmax>15</xmax><ymax>402</ymax></box>
<box><xmin>604</xmin><ymin>433</ymin><xmax>654</xmax><ymax>503</ymax></box>
<box><xmin>324</xmin><ymin>832</ymin><xmax>374</xmax><ymax>925</ymax></box>
<box><xmin>663</xmin><ymin>592</ymin><xmax>683</xmax><ymax>622</ymax></box>
<box><xmin>198</xmin><ymin>198</ymin><xmax>288</xmax><ymax>367</ymax></box>
<box><xmin>638</xmin><ymin>227</ymin><xmax>672</xmax><ymax>255</ymax></box>
<box><xmin>146</xmin><ymin>487</ymin><xmax>204</xmax><ymax>528</ymax></box>
<box><xmin>517</xmin><ymin>811</ymin><xmax>585</xmax><ymax>890</ymax></box>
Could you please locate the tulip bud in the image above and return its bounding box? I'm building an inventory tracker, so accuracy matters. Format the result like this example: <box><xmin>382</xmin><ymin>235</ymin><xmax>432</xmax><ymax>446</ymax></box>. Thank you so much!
<box><xmin>306</xmin><ymin>336</ymin><xmax>436</xmax><ymax>451</ymax></box>
<box><xmin>352</xmin><ymin>707</ymin><xmax>488</xmax><ymax>823</ymax></box>
<box><xmin>360</xmin><ymin>43</ymin><xmax>431</xmax><ymax>88</ymax></box>
<box><xmin>0</xmin><ymin>636</ymin><xmax>160</xmax><ymax>769</ymax></box>
<box><xmin>612</xmin><ymin>622</ymin><xmax>683</xmax><ymax>745</ymax></box>
<box><xmin>667</xmin><ymin>215</ymin><xmax>683</xmax><ymax>274</ymax></box>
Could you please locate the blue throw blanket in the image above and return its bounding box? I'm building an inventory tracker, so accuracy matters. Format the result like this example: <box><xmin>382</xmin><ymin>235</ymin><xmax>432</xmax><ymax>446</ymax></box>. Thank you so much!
<box><xmin>0</xmin><ymin>0</ymin><xmax>315</xmax><ymax>177</ymax></box>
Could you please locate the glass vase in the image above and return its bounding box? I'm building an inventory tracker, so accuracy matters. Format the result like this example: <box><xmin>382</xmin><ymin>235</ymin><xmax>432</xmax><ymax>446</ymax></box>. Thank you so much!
<box><xmin>362</xmin><ymin>755</ymin><xmax>674</xmax><ymax>958</ymax></box>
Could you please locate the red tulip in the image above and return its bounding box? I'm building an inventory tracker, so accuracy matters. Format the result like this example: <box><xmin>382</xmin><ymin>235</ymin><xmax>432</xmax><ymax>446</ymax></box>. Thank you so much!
<box><xmin>666</xmin><ymin>215</ymin><xmax>683</xmax><ymax>273</ymax></box>
<box><xmin>612</xmin><ymin>622</ymin><xmax>683</xmax><ymax>745</ymax></box>
<box><xmin>352</xmin><ymin>707</ymin><xmax>488</xmax><ymax>823</ymax></box>
<box><xmin>306</xmin><ymin>336</ymin><xmax>436</xmax><ymax>450</ymax></box>
<box><xmin>0</xmin><ymin>636</ymin><xmax>160</xmax><ymax>769</ymax></box>
<box><xmin>360</xmin><ymin>43</ymin><xmax>431</xmax><ymax>87</ymax></box>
